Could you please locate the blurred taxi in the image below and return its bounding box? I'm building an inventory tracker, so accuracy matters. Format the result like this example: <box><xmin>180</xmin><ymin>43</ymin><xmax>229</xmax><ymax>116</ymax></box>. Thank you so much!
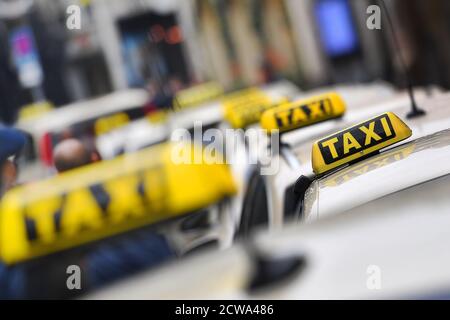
<box><xmin>0</xmin><ymin>141</ymin><xmax>237</xmax><ymax>298</ymax></box>
<box><xmin>16</xmin><ymin>89</ymin><xmax>150</xmax><ymax>171</ymax></box>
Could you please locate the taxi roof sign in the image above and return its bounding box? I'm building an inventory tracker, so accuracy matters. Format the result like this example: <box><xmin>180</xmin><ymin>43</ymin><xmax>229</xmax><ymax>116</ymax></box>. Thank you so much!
<box><xmin>260</xmin><ymin>92</ymin><xmax>346</xmax><ymax>133</ymax></box>
<box><xmin>0</xmin><ymin>142</ymin><xmax>236</xmax><ymax>265</ymax></box>
<box><xmin>312</xmin><ymin>112</ymin><xmax>412</xmax><ymax>175</ymax></box>
<box><xmin>173</xmin><ymin>82</ymin><xmax>224</xmax><ymax>110</ymax></box>
<box><xmin>225</xmin><ymin>98</ymin><xmax>290</xmax><ymax>129</ymax></box>
<box><xmin>222</xmin><ymin>87</ymin><xmax>290</xmax><ymax>129</ymax></box>
<box><xmin>147</xmin><ymin>109</ymin><xmax>170</xmax><ymax>124</ymax></box>
<box><xmin>222</xmin><ymin>87</ymin><xmax>269</xmax><ymax>118</ymax></box>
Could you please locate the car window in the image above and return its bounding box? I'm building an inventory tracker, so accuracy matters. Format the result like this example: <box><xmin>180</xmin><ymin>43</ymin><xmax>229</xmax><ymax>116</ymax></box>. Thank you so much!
<box><xmin>238</xmin><ymin>170</ymin><xmax>269</xmax><ymax>238</ymax></box>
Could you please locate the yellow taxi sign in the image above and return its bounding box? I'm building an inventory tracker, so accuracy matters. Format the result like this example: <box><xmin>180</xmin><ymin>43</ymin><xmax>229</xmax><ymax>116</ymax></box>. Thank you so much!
<box><xmin>174</xmin><ymin>82</ymin><xmax>224</xmax><ymax>110</ymax></box>
<box><xmin>225</xmin><ymin>98</ymin><xmax>290</xmax><ymax>129</ymax></box>
<box><xmin>222</xmin><ymin>87</ymin><xmax>270</xmax><ymax>118</ymax></box>
<box><xmin>0</xmin><ymin>143</ymin><xmax>236</xmax><ymax>265</ymax></box>
<box><xmin>312</xmin><ymin>112</ymin><xmax>412</xmax><ymax>175</ymax></box>
<box><xmin>146</xmin><ymin>109</ymin><xmax>170</xmax><ymax>124</ymax></box>
<box><xmin>94</xmin><ymin>112</ymin><xmax>130</xmax><ymax>136</ymax></box>
<box><xmin>19</xmin><ymin>101</ymin><xmax>54</xmax><ymax>121</ymax></box>
<box><xmin>260</xmin><ymin>92</ymin><xmax>346</xmax><ymax>133</ymax></box>
<box><xmin>222</xmin><ymin>87</ymin><xmax>261</xmax><ymax>102</ymax></box>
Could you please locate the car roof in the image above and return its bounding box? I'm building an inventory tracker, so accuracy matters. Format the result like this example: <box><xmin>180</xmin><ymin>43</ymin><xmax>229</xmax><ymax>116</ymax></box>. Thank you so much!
<box><xmin>95</xmin><ymin>117</ymin><xmax>168</xmax><ymax>159</ymax></box>
<box><xmin>253</xmin><ymin>172</ymin><xmax>450</xmax><ymax>299</ymax></box>
<box><xmin>17</xmin><ymin>89</ymin><xmax>149</xmax><ymax>136</ymax></box>
<box><xmin>304</xmin><ymin>128</ymin><xmax>450</xmax><ymax>221</ymax></box>
<box><xmin>86</xmin><ymin>173</ymin><xmax>450</xmax><ymax>299</ymax></box>
<box><xmin>290</xmin><ymin>81</ymin><xmax>397</xmax><ymax>108</ymax></box>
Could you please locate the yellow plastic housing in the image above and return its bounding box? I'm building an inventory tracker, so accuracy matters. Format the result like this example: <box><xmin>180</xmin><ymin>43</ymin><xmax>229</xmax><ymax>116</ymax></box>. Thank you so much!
<box><xmin>260</xmin><ymin>92</ymin><xmax>346</xmax><ymax>133</ymax></box>
<box><xmin>173</xmin><ymin>82</ymin><xmax>224</xmax><ymax>110</ymax></box>
<box><xmin>0</xmin><ymin>142</ymin><xmax>237</xmax><ymax>265</ymax></box>
<box><xmin>312</xmin><ymin>112</ymin><xmax>412</xmax><ymax>175</ymax></box>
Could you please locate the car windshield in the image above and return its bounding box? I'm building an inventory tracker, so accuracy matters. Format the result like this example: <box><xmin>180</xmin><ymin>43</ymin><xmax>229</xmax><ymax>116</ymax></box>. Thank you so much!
<box><xmin>303</xmin><ymin>129</ymin><xmax>450</xmax><ymax>221</ymax></box>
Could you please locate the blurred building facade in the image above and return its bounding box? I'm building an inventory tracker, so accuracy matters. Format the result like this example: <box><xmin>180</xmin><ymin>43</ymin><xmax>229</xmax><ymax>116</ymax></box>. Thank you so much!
<box><xmin>1</xmin><ymin>0</ymin><xmax>450</xmax><ymax>123</ymax></box>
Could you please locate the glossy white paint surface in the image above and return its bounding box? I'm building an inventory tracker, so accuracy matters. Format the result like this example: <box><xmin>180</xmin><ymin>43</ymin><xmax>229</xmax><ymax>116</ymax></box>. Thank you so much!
<box><xmin>17</xmin><ymin>89</ymin><xmax>149</xmax><ymax>137</ymax></box>
<box><xmin>305</xmin><ymin>129</ymin><xmax>450</xmax><ymax>221</ymax></box>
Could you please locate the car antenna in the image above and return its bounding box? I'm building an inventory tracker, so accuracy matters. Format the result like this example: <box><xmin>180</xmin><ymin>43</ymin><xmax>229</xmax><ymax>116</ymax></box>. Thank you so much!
<box><xmin>379</xmin><ymin>0</ymin><xmax>426</xmax><ymax>119</ymax></box>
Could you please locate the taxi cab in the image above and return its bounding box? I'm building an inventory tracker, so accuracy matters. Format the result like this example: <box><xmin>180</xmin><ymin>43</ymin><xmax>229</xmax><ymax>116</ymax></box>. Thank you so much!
<box><xmin>0</xmin><ymin>141</ymin><xmax>237</xmax><ymax>298</ymax></box>
<box><xmin>16</xmin><ymin>89</ymin><xmax>150</xmax><ymax>173</ymax></box>
<box><xmin>86</xmin><ymin>119</ymin><xmax>450</xmax><ymax>300</ymax></box>
<box><xmin>239</xmin><ymin>89</ymin><xmax>450</xmax><ymax>237</ymax></box>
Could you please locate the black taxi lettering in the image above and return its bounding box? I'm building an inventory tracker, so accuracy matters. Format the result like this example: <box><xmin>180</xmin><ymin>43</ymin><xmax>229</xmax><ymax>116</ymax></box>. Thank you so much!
<box><xmin>318</xmin><ymin>114</ymin><xmax>395</xmax><ymax>164</ymax></box>
<box><xmin>23</xmin><ymin>167</ymin><xmax>167</xmax><ymax>243</ymax></box>
<box><xmin>274</xmin><ymin>99</ymin><xmax>332</xmax><ymax>129</ymax></box>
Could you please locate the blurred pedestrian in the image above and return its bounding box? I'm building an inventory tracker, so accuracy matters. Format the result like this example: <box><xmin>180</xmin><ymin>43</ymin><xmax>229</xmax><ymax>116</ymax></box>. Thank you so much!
<box><xmin>53</xmin><ymin>138</ymin><xmax>100</xmax><ymax>173</ymax></box>
<box><xmin>0</xmin><ymin>126</ymin><xmax>26</xmax><ymax>197</ymax></box>
<box><xmin>0</xmin><ymin>127</ymin><xmax>27</xmax><ymax>298</ymax></box>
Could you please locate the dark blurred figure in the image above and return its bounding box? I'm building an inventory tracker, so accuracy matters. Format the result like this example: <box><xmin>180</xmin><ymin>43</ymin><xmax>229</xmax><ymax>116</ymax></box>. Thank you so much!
<box><xmin>143</xmin><ymin>79</ymin><xmax>163</xmax><ymax>113</ymax></box>
<box><xmin>0</xmin><ymin>127</ymin><xmax>27</xmax><ymax>298</ymax></box>
<box><xmin>53</xmin><ymin>138</ymin><xmax>100</xmax><ymax>173</ymax></box>
<box><xmin>0</xmin><ymin>126</ymin><xmax>26</xmax><ymax>196</ymax></box>
<box><xmin>0</xmin><ymin>25</ymin><xmax>24</xmax><ymax>124</ymax></box>
<box><xmin>144</xmin><ymin>76</ymin><xmax>185</xmax><ymax>112</ymax></box>
<box><xmin>168</xmin><ymin>76</ymin><xmax>184</xmax><ymax>93</ymax></box>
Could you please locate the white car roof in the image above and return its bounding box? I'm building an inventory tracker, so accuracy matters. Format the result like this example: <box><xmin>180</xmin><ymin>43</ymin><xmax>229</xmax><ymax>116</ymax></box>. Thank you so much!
<box><xmin>86</xmin><ymin>173</ymin><xmax>450</xmax><ymax>300</ymax></box>
<box><xmin>95</xmin><ymin>118</ymin><xmax>168</xmax><ymax>159</ymax></box>
<box><xmin>255</xmin><ymin>173</ymin><xmax>450</xmax><ymax>299</ymax></box>
<box><xmin>291</xmin><ymin>81</ymin><xmax>398</xmax><ymax>108</ymax></box>
<box><xmin>17</xmin><ymin>89</ymin><xmax>149</xmax><ymax>137</ymax></box>
<box><xmin>305</xmin><ymin>128</ymin><xmax>450</xmax><ymax>221</ymax></box>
